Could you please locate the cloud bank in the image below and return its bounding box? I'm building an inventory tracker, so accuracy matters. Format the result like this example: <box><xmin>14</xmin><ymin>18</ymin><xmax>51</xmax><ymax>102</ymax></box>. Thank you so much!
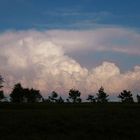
<box><xmin>0</xmin><ymin>28</ymin><xmax>140</xmax><ymax>98</ymax></box>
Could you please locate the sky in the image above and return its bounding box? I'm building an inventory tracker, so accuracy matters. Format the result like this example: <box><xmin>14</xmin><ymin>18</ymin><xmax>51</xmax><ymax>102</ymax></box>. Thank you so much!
<box><xmin>0</xmin><ymin>0</ymin><xmax>140</xmax><ymax>100</ymax></box>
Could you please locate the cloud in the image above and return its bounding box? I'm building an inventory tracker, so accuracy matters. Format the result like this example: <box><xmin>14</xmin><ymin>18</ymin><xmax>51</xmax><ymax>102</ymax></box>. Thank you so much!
<box><xmin>48</xmin><ymin>28</ymin><xmax>140</xmax><ymax>55</ymax></box>
<box><xmin>0</xmin><ymin>28</ymin><xmax>140</xmax><ymax>98</ymax></box>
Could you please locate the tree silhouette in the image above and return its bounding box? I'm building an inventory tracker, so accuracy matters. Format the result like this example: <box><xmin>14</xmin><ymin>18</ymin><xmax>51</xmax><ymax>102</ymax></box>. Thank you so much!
<box><xmin>25</xmin><ymin>88</ymin><xmax>42</xmax><ymax>103</ymax></box>
<box><xmin>56</xmin><ymin>96</ymin><xmax>64</xmax><ymax>103</ymax></box>
<box><xmin>96</xmin><ymin>87</ymin><xmax>109</xmax><ymax>103</ymax></box>
<box><xmin>136</xmin><ymin>94</ymin><xmax>140</xmax><ymax>103</ymax></box>
<box><xmin>87</xmin><ymin>95</ymin><xmax>96</xmax><ymax>103</ymax></box>
<box><xmin>0</xmin><ymin>90</ymin><xmax>5</xmax><ymax>101</ymax></box>
<box><xmin>66</xmin><ymin>98</ymin><xmax>70</xmax><ymax>103</ymax></box>
<box><xmin>0</xmin><ymin>75</ymin><xmax>4</xmax><ymax>101</ymax></box>
<box><xmin>0</xmin><ymin>75</ymin><xmax>4</xmax><ymax>89</ymax></box>
<box><xmin>48</xmin><ymin>91</ymin><xmax>58</xmax><ymax>103</ymax></box>
<box><xmin>68</xmin><ymin>89</ymin><xmax>81</xmax><ymax>103</ymax></box>
<box><xmin>42</xmin><ymin>98</ymin><xmax>51</xmax><ymax>103</ymax></box>
<box><xmin>76</xmin><ymin>98</ymin><xmax>82</xmax><ymax>103</ymax></box>
<box><xmin>118</xmin><ymin>90</ymin><xmax>134</xmax><ymax>103</ymax></box>
<box><xmin>10</xmin><ymin>83</ymin><xmax>42</xmax><ymax>103</ymax></box>
<box><xmin>10</xmin><ymin>83</ymin><xmax>24</xmax><ymax>103</ymax></box>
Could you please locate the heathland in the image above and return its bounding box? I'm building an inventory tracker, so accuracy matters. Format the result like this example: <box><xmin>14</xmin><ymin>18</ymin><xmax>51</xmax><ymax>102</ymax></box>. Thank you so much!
<box><xmin>0</xmin><ymin>103</ymin><xmax>140</xmax><ymax>140</ymax></box>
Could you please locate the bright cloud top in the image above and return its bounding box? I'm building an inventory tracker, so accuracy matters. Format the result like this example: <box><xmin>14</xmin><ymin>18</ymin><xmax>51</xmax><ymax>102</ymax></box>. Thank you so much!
<box><xmin>0</xmin><ymin>28</ymin><xmax>140</xmax><ymax>97</ymax></box>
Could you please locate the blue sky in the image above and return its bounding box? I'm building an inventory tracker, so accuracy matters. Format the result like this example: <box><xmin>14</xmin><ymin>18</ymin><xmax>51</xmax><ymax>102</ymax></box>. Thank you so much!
<box><xmin>0</xmin><ymin>0</ymin><xmax>140</xmax><ymax>30</ymax></box>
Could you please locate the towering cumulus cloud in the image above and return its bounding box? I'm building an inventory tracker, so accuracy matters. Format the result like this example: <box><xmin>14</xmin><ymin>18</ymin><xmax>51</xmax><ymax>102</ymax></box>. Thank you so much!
<box><xmin>0</xmin><ymin>29</ymin><xmax>140</xmax><ymax>97</ymax></box>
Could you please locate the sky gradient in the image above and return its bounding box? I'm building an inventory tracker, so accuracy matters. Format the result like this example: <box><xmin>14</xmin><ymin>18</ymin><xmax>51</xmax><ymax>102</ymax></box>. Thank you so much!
<box><xmin>0</xmin><ymin>0</ymin><xmax>140</xmax><ymax>30</ymax></box>
<box><xmin>0</xmin><ymin>0</ymin><xmax>140</xmax><ymax>100</ymax></box>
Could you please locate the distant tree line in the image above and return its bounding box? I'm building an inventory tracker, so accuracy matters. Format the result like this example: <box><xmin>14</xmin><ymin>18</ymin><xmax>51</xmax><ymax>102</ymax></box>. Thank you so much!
<box><xmin>10</xmin><ymin>83</ymin><xmax>42</xmax><ymax>103</ymax></box>
<box><xmin>0</xmin><ymin>75</ymin><xmax>140</xmax><ymax>103</ymax></box>
<box><xmin>0</xmin><ymin>75</ymin><xmax>5</xmax><ymax>101</ymax></box>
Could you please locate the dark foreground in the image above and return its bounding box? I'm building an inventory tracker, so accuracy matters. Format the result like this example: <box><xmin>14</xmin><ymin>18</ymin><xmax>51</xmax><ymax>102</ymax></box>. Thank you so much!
<box><xmin>0</xmin><ymin>103</ymin><xmax>140</xmax><ymax>140</ymax></box>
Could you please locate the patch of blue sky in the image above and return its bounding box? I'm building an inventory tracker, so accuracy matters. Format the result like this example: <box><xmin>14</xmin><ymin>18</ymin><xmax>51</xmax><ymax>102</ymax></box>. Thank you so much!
<box><xmin>68</xmin><ymin>51</ymin><xmax>140</xmax><ymax>71</ymax></box>
<box><xmin>111</xmin><ymin>38</ymin><xmax>135</xmax><ymax>46</ymax></box>
<box><xmin>0</xmin><ymin>0</ymin><xmax>140</xmax><ymax>30</ymax></box>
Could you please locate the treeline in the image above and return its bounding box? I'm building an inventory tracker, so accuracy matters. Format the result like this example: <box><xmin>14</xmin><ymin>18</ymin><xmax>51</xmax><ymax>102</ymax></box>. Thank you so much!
<box><xmin>0</xmin><ymin>75</ymin><xmax>140</xmax><ymax>103</ymax></box>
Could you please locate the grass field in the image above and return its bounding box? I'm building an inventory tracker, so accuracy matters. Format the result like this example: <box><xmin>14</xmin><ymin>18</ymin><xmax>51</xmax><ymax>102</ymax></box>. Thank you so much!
<box><xmin>0</xmin><ymin>103</ymin><xmax>140</xmax><ymax>140</ymax></box>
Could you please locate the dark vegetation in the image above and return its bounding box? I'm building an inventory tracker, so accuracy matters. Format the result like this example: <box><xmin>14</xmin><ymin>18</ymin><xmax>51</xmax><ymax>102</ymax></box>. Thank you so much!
<box><xmin>118</xmin><ymin>90</ymin><xmax>134</xmax><ymax>103</ymax></box>
<box><xmin>0</xmin><ymin>103</ymin><xmax>140</xmax><ymax>140</ymax></box>
<box><xmin>0</xmin><ymin>75</ymin><xmax>140</xmax><ymax>139</ymax></box>
<box><xmin>67</xmin><ymin>89</ymin><xmax>81</xmax><ymax>103</ymax></box>
<box><xmin>10</xmin><ymin>83</ymin><xmax>42</xmax><ymax>103</ymax></box>
<box><xmin>0</xmin><ymin>75</ymin><xmax>5</xmax><ymax>101</ymax></box>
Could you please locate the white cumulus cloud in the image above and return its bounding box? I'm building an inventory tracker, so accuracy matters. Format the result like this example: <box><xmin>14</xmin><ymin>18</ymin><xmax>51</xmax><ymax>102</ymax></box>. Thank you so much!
<box><xmin>0</xmin><ymin>29</ymin><xmax>140</xmax><ymax>98</ymax></box>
